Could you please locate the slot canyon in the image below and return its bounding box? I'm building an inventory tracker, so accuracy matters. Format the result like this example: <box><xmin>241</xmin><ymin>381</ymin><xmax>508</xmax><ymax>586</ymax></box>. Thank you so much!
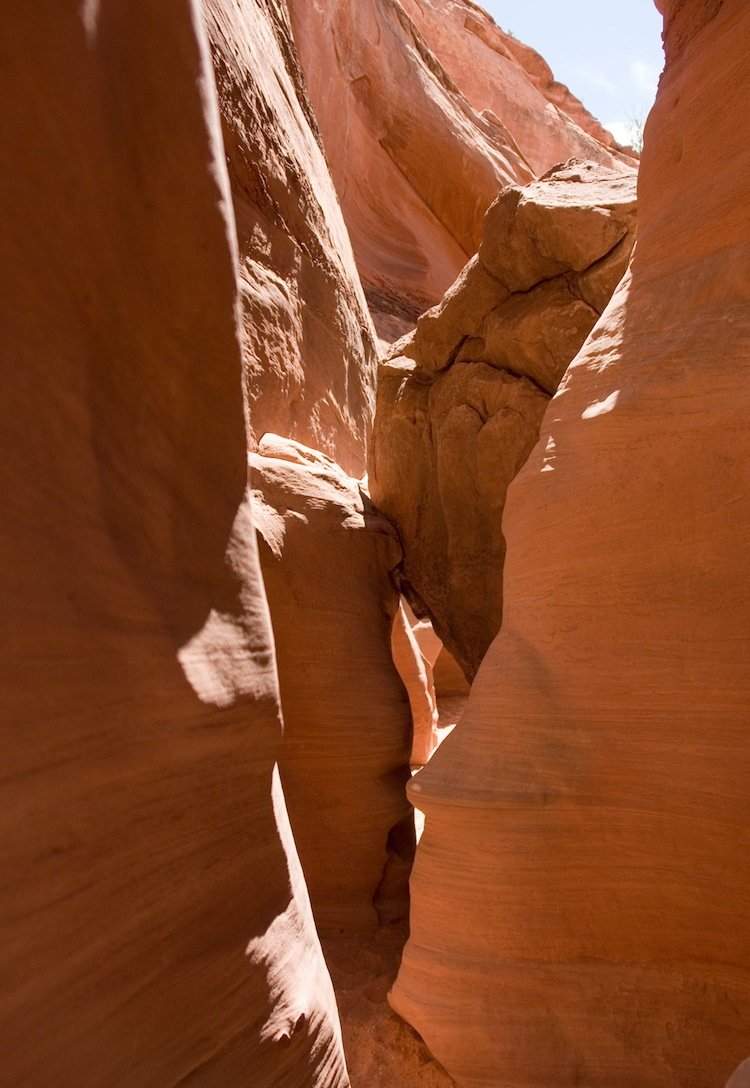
<box><xmin>2</xmin><ymin>2</ymin><xmax>749</xmax><ymax>1086</ymax></box>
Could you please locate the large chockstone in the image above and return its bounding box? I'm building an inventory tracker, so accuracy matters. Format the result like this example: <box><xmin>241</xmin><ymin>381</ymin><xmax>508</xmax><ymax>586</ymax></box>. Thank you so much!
<box><xmin>370</xmin><ymin>159</ymin><xmax>637</xmax><ymax>681</ymax></box>
<box><xmin>390</xmin><ymin>2</ymin><xmax>750</xmax><ymax>1085</ymax></box>
<box><xmin>1</xmin><ymin>4</ymin><xmax>349</xmax><ymax>1086</ymax></box>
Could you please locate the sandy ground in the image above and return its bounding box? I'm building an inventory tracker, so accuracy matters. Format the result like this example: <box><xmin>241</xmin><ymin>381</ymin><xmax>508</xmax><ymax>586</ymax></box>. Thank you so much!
<box><xmin>334</xmin><ymin>692</ymin><xmax>466</xmax><ymax>1085</ymax></box>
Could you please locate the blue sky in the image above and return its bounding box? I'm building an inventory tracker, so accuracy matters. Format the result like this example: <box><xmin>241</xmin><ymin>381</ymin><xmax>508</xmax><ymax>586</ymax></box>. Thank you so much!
<box><xmin>482</xmin><ymin>1</ymin><xmax>664</xmax><ymax>145</ymax></box>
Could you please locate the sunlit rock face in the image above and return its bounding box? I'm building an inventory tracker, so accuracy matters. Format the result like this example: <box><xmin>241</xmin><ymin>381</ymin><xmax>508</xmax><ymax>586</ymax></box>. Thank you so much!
<box><xmin>0</xmin><ymin>4</ymin><xmax>348</xmax><ymax>1086</ymax></box>
<box><xmin>287</xmin><ymin>0</ymin><xmax>635</xmax><ymax>341</ymax></box>
<box><xmin>399</xmin><ymin>0</ymin><xmax>638</xmax><ymax>175</ymax></box>
<box><xmin>391</xmin><ymin>1</ymin><xmax>750</xmax><ymax>1085</ymax></box>
<box><xmin>204</xmin><ymin>0</ymin><xmax>377</xmax><ymax>475</ymax></box>
<box><xmin>371</xmin><ymin>160</ymin><xmax>637</xmax><ymax>681</ymax></box>
<box><xmin>250</xmin><ymin>436</ymin><xmax>414</xmax><ymax>936</ymax></box>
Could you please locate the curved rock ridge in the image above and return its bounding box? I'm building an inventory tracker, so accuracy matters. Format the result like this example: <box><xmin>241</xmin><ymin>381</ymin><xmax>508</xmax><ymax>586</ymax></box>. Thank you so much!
<box><xmin>250</xmin><ymin>435</ymin><xmax>414</xmax><ymax>934</ymax></box>
<box><xmin>391</xmin><ymin>1</ymin><xmax>750</xmax><ymax>1084</ymax></box>
<box><xmin>204</xmin><ymin>0</ymin><xmax>377</xmax><ymax>475</ymax></box>
<box><xmin>1</xmin><ymin>4</ymin><xmax>348</xmax><ymax>1086</ymax></box>
<box><xmin>287</xmin><ymin>0</ymin><xmax>534</xmax><ymax>340</ymax></box>
<box><xmin>371</xmin><ymin>160</ymin><xmax>637</xmax><ymax>680</ymax></box>
<box><xmin>727</xmin><ymin>1062</ymin><xmax>750</xmax><ymax>1088</ymax></box>
<box><xmin>400</xmin><ymin>0</ymin><xmax>640</xmax><ymax>174</ymax></box>
<box><xmin>288</xmin><ymin>0</ymin><xmax>636</xmax><ymax>339</ymax></box>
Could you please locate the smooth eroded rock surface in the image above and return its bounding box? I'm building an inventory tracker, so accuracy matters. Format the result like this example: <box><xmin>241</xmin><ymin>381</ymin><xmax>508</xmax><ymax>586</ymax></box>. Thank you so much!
<box><xmin>289</xmin><ymin>0</ymin><xmax>635</xmax><ymax>339</ymax></box>
<box><xmin>392</xmin><ymin>2</ymin><xmax>750</xmax><ymax>1084</ymax></box>
<box><xmin>288</xmin><ymin>0</ymin><xmax>533</xmax><ymax>339</ymax></box>
<box><xmin>371</xmin><ymin>161</ymin><xmax>637</xmax><ymax>679</ymax></box>
<box><xmin>1</xmin><ymin>4</ymin><xmax>348</xmax><ymax>1085</ymax></box>
<box><xmin>205</xmin><ymin>0</ymin><xmax>377</xmax><ymax>474</ymax></box>
<box><xmin>400</xmin><ymin>0</ymin><xmax>638</xmax><ymax>175</ymax></box>
<box><xmin>250</xmin><ymin>436</ymin><xmax>414</xmax><ymax>934</ymax></box>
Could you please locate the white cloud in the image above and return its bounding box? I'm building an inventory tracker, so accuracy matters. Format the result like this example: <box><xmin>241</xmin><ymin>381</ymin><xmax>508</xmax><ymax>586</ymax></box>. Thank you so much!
<box><xmin>630</xmin><ymin>59</ymin><xmax>660</xmax><ymax>101</ymax></box>
<box><xmin>604</xmin><ymin>120</ymin><xmax>634</xmax><ymax>146</ymax></box>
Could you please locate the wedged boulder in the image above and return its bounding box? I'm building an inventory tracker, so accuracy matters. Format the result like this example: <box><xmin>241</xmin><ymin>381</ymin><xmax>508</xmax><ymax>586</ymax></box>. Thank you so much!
<box><xmin>0</xmin><ymin>4</ymin><xmax>347</xmax><ymax>1086</ymax></box>
<box><xmin>392</xmin><ymin>2</ymin><xmax>750</xmax><ymax>1084</ymax></box>
<box><xmin>287</xmin><ymin>0</ymin><xmax>534</xmax><ymax>340</ymax></box>
<box><xmin>250</xmin><ymin>436</ymin><xmax>414</xmax><ymax>934</ymax></box>
<box><xmin>204</xmin><ymin>0</ymin><xmax>377</xmax><ymax>474</ymax></box>
<box><xmin>371</xmin><ymin>160</ymin><xmax>637</xmax><ymax>680</ymax></box>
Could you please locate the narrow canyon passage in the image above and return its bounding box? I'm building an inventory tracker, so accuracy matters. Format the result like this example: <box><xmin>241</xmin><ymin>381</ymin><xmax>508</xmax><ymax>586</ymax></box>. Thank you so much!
<box><xmin>3</xmin><ymin>2</ymin><xmax>750</xmax><ymax>1088</ymax></box>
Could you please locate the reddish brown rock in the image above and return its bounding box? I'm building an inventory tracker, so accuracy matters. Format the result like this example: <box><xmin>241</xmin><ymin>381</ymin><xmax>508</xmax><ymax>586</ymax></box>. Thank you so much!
<box><xmin>400</xmin><ymin>0</ymin><xmax>638</xmax><ymax>174</ymax></box>
<box><xmin>204</xmin><ymin>0</ymin><xmax>377</xmax><ymax>474</ymax></box>
<box><xmin>0</xmin><ymin>3</ymin><xmax>348</xmax><ymax>1086</ymax></box>
<box><xmin>289</xmin><ymin>0</ymin><xmax>635</xmax><ymax>339</ymax></box>
<box><xmin>393</xmin><ymin>2</ymin><xmax>750</xmax><ymax>1084</ymax></box>
<box><xmin>727</xmin><ymin>1063</ymin><xmax>750</xmax><ymax>1088</ymax></box>
<box><xmin>287</xmin><ymin>0</ymin><xmax>534</xmax><ymax>339</ymax></box>
<box><xmin>250</xmin><ymin>436</ymin><xmax>414</xmax><ymax>933</ymax></box>
<box><xmin>371</xmin><ymin>161</ymin><xmax>637</xmax><ymax>680</ymax></box>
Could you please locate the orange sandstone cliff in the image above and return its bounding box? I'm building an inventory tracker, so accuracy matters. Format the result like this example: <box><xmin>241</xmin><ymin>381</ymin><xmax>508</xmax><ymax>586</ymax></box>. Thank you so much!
<box><xmin>392</xmin><ymin>1</ymin><xmax>750</xmax><ymax>1084</ymax></box>
<box><xmin>0</xmin><ymin>3</ymin><xmax>349</xmax><ymax>1085</ymax></box>
<box><xmin>288</xmin><ymin>0</ymin><xmax>636</xmax><ymax>339</ymax></box>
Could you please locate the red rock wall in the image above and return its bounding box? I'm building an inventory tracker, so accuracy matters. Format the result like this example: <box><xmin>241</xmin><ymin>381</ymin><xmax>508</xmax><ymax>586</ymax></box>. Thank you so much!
<box><xmin>0</xmin><ymin>4</ymin><xmax>347</xmax><ymax>1085</ymax></box>
<box><xmin>250</xmin><ymin>436</ymin><xmax>414</xmax><ymax>935</ymax></box>
<box><xmin>204</xmin><ymin>0</ymin><xmax>378</xmax><ymax>475</ymax></box>
<box><xmin>288</xmin><ymin>0</ymin><xmax>635</xmax><ymax>340</ymax></box>
<box><xmin>392</xmin><ymin>0</ymin><xmax>750</xmax><ymax>1084</ymax></box>
<box><xmin>288</xmin><ymin>0</ymin><xmax>534</xmax><ymax>339</ymax></box>
<box><xmin>400</xmin><ymin>0</ymin><xmax>637</xmax><ymax>174</ymax></box>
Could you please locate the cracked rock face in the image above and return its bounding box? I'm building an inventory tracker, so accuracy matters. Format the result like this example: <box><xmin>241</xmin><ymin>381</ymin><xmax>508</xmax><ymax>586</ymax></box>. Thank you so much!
<box><xmin>370</xmin><ymin>160</ymin><xmax>637</xmax><ymax>680</ymax></box>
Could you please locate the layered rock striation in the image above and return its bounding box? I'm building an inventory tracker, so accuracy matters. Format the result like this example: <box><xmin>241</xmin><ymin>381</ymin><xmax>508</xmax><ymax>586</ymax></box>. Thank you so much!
<box><xmin>400</xmin><ymin>0</ymin><xmax>637</xmax><ymax>174</ymax></box>
<box><xmin>1</xmin><ymin>3</ymin><xmax>349</xmax><ymax>1085</ymax></box>
<box><xmin>289</xmin><ymin>0</ymin><xmax>636</xmax><ymax>339</ymax></box>
<box><xmin>371</xmin><ymin>160</ymin><xmax>637</xmax><ymax>680</ymax></box>
<box><xmin>392</xmin><ymin>1</ymin><xmax>750</xmax><ymax>1084</ymax></box>
<box><xmin>251</xmin><ymin>436</ymin><xmax>414</xmax><ymax>934</ymax></box>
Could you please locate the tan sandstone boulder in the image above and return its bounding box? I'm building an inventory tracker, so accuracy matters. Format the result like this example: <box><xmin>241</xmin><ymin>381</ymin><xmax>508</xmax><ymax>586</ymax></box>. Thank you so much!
<box><xmin>392</xmin><ymin>1</ymin><xmax>750</xmax><ymax>1085</ymax></box>
<box><xmin>250</xmin><ymin>436</ymin><xmax>414</xmax><ymax>934</ymax></box>
<box><xmin>0</xmin><ymin>4</ymin><xmax>348</xmax><ymax>1086</ymax></box>
<box><xmin>371</xmin><ymin>160</ymin><xmax>637</xmax><ymax>680</ymax></box>
<box><xmin>204</xmin><ymin>0</ymin><xmax>377</xmax><ymax>474</ymax></box>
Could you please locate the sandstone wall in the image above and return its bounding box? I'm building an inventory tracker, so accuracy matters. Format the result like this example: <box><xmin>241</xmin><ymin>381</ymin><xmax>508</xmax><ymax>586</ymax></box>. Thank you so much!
<box><xmin>400</xmin><ymin>0</ymin><xmax>637</xmax><ymax>174</ymax></box>
<box><xmin>251</xmin><ymin>436</ymin><xmax>414</xmax><ymax>935</ymax></box>
<box><xmin>392</xmin><ymin>1</ymin><xmax>750</xmax><ymax>1084</ymax></box>
<box><xmin>0</xmin><ymin>4</ymin><xmax>348</xmax><ymax>1085</ymax></box>
<box><xmin>288</xmin><ymin>0</ymin><xmax>635</xmax><ymax>340</ymax></box>
<box><xmin>204</xmin><ymin>0</ymin><xmax>377</xmax><ymax>474</ymax></box>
